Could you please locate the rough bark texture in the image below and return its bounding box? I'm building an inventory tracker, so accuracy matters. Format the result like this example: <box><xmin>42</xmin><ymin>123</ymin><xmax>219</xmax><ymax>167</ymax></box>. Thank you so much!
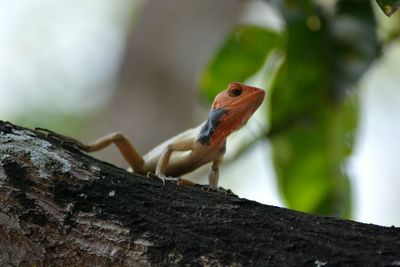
<box><xmin>0</xmin><ymin>121</ymin><xmax>400</xmax><ymax>267</ymax></box>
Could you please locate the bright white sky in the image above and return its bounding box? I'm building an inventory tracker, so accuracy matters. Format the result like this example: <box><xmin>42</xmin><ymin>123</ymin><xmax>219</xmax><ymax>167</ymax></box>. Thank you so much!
<box><xmin>0</xmin><ymin>0</ymin><xmax>399</xmax><ymax>226</ymax></box>
<box><xmin>351</xmin><ymin>42</ymin><xmax>400</xmax><ymax>226</ymax></box>
<box><xmin>0</xmin><ymin>0</ymin><xmax>137</xmax><ymax>116</ymax></box>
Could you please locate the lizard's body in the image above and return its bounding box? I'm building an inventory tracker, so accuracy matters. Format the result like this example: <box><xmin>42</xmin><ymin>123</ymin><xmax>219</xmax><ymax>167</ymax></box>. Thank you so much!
<box><xmin>142</xmin><ymin>124</ymin><xmax>225</xmax><ymax>177</ymax></box>
<box><xmin>61</xmin><ymin>82</ymin><xmax>265</xmax><ymax>190</ymax></box>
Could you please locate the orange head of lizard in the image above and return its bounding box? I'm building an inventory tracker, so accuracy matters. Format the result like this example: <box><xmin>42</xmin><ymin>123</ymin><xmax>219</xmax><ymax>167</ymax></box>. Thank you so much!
<box><xmin>197</xmin><ymin>82</ymin><xmax>265</xmax><ymax>146</ymax></box>
<box><xmin>210</xmin><ymin>82</ymin><xmax>265</xmax><ymax>137</ymax></box>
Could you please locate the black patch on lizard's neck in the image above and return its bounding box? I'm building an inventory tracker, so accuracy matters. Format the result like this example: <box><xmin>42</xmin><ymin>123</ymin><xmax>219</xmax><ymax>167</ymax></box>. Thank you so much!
<box><xmin>197</xmin><ymin>108</ymin><xmax>229</xmax><ymax>145</ymax></box>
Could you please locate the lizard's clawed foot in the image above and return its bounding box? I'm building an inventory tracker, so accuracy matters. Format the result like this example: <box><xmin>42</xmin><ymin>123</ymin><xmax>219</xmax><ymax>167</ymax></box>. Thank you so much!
<box><xmin>147</xmin><ymin>173</ymin><xmax>196</xmax><ymax>187</ymax></box>
<box><xmin>202</xmin><ymin>185</ymin><xmax>217</xmax><ymax>192</ymax></box>
<box><xmin>148</xmin><ymin>172</ymin><xmax>179</xmax><ymax>185</ymax></box>
<box><xmin>201</xmin><ymin>185</ymin><xmax>235</xmax><ymax>195</ymax></box>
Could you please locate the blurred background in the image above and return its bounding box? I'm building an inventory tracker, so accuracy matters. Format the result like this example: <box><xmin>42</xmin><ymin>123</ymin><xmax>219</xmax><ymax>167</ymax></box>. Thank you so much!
<box><xmin>1</xmin><ymin>0</ymin><xmax>399</xmax><ymax>226</ymax></box>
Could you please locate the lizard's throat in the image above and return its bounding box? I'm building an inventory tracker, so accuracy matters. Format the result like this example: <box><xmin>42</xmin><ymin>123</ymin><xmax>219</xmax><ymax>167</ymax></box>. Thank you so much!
<box><xmin>197</xmin><ymin>108</ymin><xmax>230</xmax><ymax>146</ymax></box>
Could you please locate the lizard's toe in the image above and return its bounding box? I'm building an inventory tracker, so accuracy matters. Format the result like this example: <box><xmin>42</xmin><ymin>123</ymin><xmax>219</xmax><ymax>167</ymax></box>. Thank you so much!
<box><xmin>155</xmin><ymin>174</ymin><xmax>178</xmax><ymax>185</ymax></box>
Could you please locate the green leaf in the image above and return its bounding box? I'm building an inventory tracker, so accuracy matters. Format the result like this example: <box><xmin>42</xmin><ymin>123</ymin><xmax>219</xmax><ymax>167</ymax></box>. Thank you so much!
<box><xmin>376</xmin><ymin>0</ymin><xmax>400</xmax><ymax>16</ymax></box>
<box><xmin>269</xmin><ymin>0</ymin><xmax>379</xmax><ymax>217</ymax></box>
<box><xmin>199</xmin><ymin>25</ymin><xmax>280</xmax><ymax>102</ymax></box>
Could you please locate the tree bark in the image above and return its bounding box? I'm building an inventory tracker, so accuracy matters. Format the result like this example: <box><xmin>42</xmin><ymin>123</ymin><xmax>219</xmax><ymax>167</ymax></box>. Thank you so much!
<box><xmin>0</xmin><ymin>121</ymin><xmax>399</xmax><ymax>266</ymax></box>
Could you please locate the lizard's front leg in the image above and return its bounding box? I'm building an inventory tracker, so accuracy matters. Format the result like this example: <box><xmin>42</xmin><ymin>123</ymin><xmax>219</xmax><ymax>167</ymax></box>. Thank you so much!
<box><xmin>208</xmin><ymin>156</ymin><xmax>223</xmax><ymax>191</ymax></box>
<box><xmin>155</xmin><ymin>139</ymin><xmax>194</xmax><ymax>184</ymax></box>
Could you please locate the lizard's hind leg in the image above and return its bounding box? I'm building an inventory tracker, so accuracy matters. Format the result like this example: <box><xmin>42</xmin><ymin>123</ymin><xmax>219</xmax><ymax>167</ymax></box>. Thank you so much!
<box><xmin>35</xmin><ymin>128</ymin><xmax>145</xmax><ymax>172</ymax></box>
<box><xmin>82</xmin><ymin>132</ymin><xmax>145</xmax><ymax>173</ymax></box>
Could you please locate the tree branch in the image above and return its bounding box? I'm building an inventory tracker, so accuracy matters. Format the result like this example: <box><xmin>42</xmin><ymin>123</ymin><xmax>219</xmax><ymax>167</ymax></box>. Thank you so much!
<box><xmin>0</xmin><ymin>121</ymin><xmax>399</xmax><ymax>266</ymax></box>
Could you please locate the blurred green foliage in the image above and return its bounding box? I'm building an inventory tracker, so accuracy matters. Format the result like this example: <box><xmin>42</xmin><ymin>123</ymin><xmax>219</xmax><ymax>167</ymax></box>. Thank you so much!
<box><xmin>199</xmin><ymin>0</ymin><xmax>387</xmax><ymax>217</ymax></box>
<box><xmin>376</xmin><ymin>0</ymin><xmax>400</xmax><ymax>16</ymax></box>
<box><xmin>200</xmin><ymin>26</ymin><xmax>279</xmax><ymax>102</ymax></box>
<box><xmin>271</xmin><ymin>0</ymin><xmax>378</xmax><ymax>217</ymax></box>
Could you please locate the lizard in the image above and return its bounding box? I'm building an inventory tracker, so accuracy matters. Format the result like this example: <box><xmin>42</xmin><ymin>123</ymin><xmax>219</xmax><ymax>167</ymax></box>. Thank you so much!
<box><xmin>37</xmin><ymin>82</ymin><xmax>265</xmax><ymax>190</ymax></box>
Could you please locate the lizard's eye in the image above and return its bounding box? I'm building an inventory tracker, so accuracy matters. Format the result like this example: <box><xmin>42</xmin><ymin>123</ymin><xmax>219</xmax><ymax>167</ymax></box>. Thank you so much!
<box><xmin>229</xmin><ymin>88</ymin><xmax>242</xmax><ymax>97</ymax></box>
